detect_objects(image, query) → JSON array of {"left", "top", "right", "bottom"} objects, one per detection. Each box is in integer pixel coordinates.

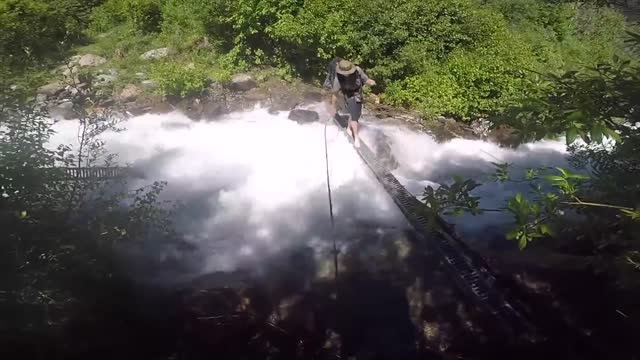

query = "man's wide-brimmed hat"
[{"left": 336, "top": 59, "right": 357, "bottom": 75}]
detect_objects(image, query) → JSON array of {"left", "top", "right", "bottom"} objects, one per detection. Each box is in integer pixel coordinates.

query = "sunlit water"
[{"left": 48, "top": 105, "right": 569, "bottom": 278}]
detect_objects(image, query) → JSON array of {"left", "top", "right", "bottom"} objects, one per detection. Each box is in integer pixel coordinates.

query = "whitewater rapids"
[{"left": 49, "top": 105, "right": 569, "bottom": 276}]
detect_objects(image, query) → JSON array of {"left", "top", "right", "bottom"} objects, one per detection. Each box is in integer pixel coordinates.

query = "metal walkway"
[
  {"left": 62, "top": 166, "right": 129, "bottom": 180},
  {"left": 331, "top": 115, "right": 537, "bottom": 338}
]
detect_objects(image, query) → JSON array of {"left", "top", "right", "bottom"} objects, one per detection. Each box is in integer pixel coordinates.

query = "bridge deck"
[{"left": 331, "top": 115, "right": 537, "bottom": 338}]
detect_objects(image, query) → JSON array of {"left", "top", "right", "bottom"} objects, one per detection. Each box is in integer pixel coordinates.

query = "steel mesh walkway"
[{"left": 331, "top": 115, "right": 537, "bottom": 338}]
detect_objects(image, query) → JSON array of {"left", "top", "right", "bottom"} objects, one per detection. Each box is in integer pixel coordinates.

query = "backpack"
[{"left": 322, "top": 57, "right": 342, "bottom": 90}]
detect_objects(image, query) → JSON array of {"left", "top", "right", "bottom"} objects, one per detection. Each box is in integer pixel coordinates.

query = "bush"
[
  {"left": 150, "top": 61, "right": 209, "bottom": 97},
  {"left": 0, "top": 0, "right": 93, "bottom": 68},
  {"left": 89, "top": 0, "right": 128, "bottom": 34},
  {"left": 124, "top": 0, "right": 163, "bottom": 34}
]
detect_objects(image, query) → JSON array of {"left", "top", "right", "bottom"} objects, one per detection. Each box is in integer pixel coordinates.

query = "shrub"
[
  {"left": 150, "top": 61, "right": 209, "bottom": 98},
  {"left": 89, "top": 0, "right": 128, "bottom": 34},
  {"left": 124, "top": 0, "right": 163, "bottom": 34}
]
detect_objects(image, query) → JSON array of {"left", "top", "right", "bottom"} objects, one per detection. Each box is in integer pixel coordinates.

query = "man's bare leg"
[{"left": 350, "top": 120, "right": 360, "bottom": 148}]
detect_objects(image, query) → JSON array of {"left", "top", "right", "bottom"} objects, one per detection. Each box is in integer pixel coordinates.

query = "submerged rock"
[{"left": 288, "top": 109, "right": 319, "bottom": 124}]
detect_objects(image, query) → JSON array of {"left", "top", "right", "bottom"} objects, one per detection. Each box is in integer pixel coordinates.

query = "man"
[{"left": 328, "top": 59, "right": 376, "bottom": 148}]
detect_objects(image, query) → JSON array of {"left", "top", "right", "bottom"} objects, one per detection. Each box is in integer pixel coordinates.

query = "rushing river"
[{"left": 49, "top": 105, "right": 569, "bottom": 280}]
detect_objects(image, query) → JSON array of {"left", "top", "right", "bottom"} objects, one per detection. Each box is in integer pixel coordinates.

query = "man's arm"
[{"left": 358, "top": 67, "right": 376, "bottom": 86}]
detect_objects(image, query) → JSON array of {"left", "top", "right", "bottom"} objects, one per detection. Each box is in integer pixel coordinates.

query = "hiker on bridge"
[{"left": 326, "top": 59, "right": 376, "bottom": 148}]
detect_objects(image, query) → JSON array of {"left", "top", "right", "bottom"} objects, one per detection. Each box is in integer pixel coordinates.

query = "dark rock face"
[
  {"left": 288, "top": 109, "right": 319, "bottom": 124},
  {"left": 228, "top": 74, "right": 257, "bottom": 92},
  {"left": 268, "top": 95, "right": 299, "bottom": 113}
]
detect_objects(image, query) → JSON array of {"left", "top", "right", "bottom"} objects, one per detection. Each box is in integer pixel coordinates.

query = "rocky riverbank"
[{"left": 34, "top": 52, "right": 523, "bottom": 148}]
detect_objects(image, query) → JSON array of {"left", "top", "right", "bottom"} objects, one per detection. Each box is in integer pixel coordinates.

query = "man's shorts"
[{"left": 337, "top": 95, "right": 362, "bottom": 122}]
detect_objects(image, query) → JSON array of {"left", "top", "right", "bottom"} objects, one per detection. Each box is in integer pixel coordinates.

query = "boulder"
[
  {"left": 268, "top": 95, "right": 299, "bottom": 113},
  {"left": 38, "top": 81, "right": 66, "bottom": 98},
  {"left": 78, "top": 54, "right": 107, "bottom": 67},
  {"left": 49, "top": 101, "right": 78, "bottom": 120},
  {"left": 201, "top": 99, "right": 228, "bottom": 120},
  {"left": 228, "top": 74, "right": 257, "bottom": 92},
  {"left": 302, "top": 91, "right": 323, "bottom": 104},
  {"left": 288, "top": 109, "right": 319, "bottom": 124},
  {"left": 69, "top": 55, "right": 83, "bottom": 65},
  {"left": 118, "top": 84, "right": 143, "bottom": 102},
  {"left": 140, "top": 48, "right": 172, "bottom": 61}
]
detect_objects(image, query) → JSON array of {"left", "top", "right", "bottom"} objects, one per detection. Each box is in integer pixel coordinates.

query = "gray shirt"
[{"left": 331, "top": 66, "right": 370, "bottom": 93}]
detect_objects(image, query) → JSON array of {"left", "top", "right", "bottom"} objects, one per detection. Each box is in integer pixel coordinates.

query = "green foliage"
[
  {"left": 150, "top": 61, "right": 209, "bottom": 97},
  {"left": 421, "top": 176, "right": 483, "bottom": 217},
  {"left": 88, "top": 0, "right": 128, "bottom": 34},
  {"left": 493, "top": 51, "right": 639, "bottom": 145},
  {"left": 124, "top": 0, "right": 163, "bottom": 34},
  {"left": 1, "top": 94, "right": 177, "bottom": 333}
]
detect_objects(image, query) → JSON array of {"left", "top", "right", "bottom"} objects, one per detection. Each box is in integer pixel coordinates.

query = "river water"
[{"left": 49, "top": 105, "right": 569, "bottom": 280}]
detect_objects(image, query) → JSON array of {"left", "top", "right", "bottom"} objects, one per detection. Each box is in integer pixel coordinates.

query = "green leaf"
[
  {"left": 590, "top": 123, "right": 605, "bottom": 143},
  {"left": 506, "top": 229, "right": 519, "bottom": 240},
  {"left": 518, "top": 235, "right": 528, "bottom": 250},
  {"left": 515, "top": 193, "right": 523, "bottom": 203},
  {"left": 539, "top": 224, "right": 554, "bottom": 236},
  {"left": 556, "top": 167, "right": 569, "bottom": 178},
  {"left": 621, "top": 209, "right": 640, "bottom": 221},
  {"left": 544, "top": 175, "right": 565, "bottom": 182},
  {"left": 603, "top": 127, "right": 621, "bottom": 142},
  {"left": 566, "top": 126, "right": 578, "bottom": 145}
]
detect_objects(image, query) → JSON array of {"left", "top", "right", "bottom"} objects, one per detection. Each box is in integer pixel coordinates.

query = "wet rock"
[
  {"left": 302, "top": 91, "right": 323, "bottom": 104},
  {"left": 176, "top": 98, "right": 205, "bottom": 120},
  {"left": 469, "top": 118, "right": 491, "bottom": 138},
  {"left": 268, "top": 95, "right": 299, "bottom": 113},
  {"left": 201, "top": 99, "right": 227, "bottom": 120},
  {"left": 488, "top": 124, "right": 522, "bottom": 148},
  {"left": 141, "top": 80, "right": 157, "bottom": 91},
  {"left": 38, "top": 81, "right": 66, "bottom": 98},
  {"left": 49, "top": 101, "right": 78, "bottom": 120},
  {"left": 118, "top": 84, "right": 143, "bottom": 102},
  {"left": 228, "top": 74, "right": 257, "bottom": 92},
  {"left": 140, "top": 47, "right": 172, "bottom": 60},
  {"left": 78, "top": 54, "right": 107, "bottom": 67},
  {"left": 288, "top": 109, "right": 319, "bottom": 124}
]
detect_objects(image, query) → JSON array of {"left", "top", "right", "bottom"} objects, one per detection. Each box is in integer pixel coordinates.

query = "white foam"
[{"left": 48, "top": 107, "right": 569, "bottom": 272}]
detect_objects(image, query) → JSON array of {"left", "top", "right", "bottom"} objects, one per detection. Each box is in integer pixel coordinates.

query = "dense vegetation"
[
  {"left": 1, "top": 0, "right": 633, "bottom": 119},
  {"left": 1, "top": 0, "right": 639, "bottom": 358}
]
